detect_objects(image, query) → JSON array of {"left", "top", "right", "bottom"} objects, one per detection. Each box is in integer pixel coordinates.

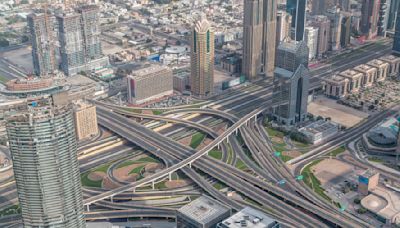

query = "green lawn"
[
  {"left": 265, "top": 127, "right": 285, "bottom": 138},
  {"left": 301, "top": 160, "right": 332, "bottom": 202},
  {"left": 80, "top": 163, "right": 111, "bottom": 188},
  {"left": 328, "top": 146, "right": 346, "bottom": 157},
  {"left": 122, "top": 108, "right": 141, "bottom": 113},
  {"left": 152, "top": 110, "right": 163, "bottom": 115},
  {"left": 368, "top": 157, "right": 384, "bottom": 163},
  {"left": 129, "top": 165, "right": 146, "bottom": 175},
  {"left": 208, "top": 149, "right": 222, "bottom": 160},
  {"left": 0, "top": 205, "right": 21, "bottom": 217},
  {"left": 0, "top": 75, "right": 8, "bottom": 84},
  {"left": 154, "top": 181, "right": 167, "bottom": 189},
  {"left": 190, "top": 132, "right": 206, "bottom": 149},
  {"left": 281, "top": 155, "right": 293, "bottom": 162},
  {"left": 213, "top": 182, "right": 227, "bottom": 190},
  {"left": 81, "top": 172, "right": 103, "bottom": 188},
  {"left": 117, "top": 156, "right": 159, "bottom": 169},
  {"left": 235, "top": 159, "right": 247, "bottom": 170}
]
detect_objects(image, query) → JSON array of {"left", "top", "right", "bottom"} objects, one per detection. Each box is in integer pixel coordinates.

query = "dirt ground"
[
  {"left": 283, "top": 150, "right": 302, "bottom": 157},
  {"left": 178, "top": 135, "right": 192, "bottom": 146},
  {"left": 165, "top": 179, "right": 191, "bottom": 189},
  {"left": 113, "top": 163, "right": 143, "bottom": 182},
  {"left": 102, "top": 177, "right": 121, "bottom": 189},
  {"left": 312, "top": 159, "right": 354, "bottom": 186},
  {"left": 272, "top": 137, "right": 284, "bottom": 144},
  {"left": 308, "top": 97, "right": 369, "bottom": 128},
  {"left": 197, "top": 138, "right": 213, "bottom": 150},
  {"left": 88, "top": 171, "right": 107, "bottom": 181}
]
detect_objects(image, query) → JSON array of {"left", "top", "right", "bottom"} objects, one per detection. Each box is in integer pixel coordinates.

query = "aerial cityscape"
[{"left": 0, "top": 0, "right": 399, "bottom": 227}]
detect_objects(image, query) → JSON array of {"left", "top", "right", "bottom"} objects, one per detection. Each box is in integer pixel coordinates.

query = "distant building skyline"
[{"left": 287, "top": 0, "right": 307, "bottom": 41}]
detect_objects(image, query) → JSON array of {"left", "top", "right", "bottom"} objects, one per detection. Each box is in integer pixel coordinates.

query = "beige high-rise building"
[
  {"left": 243, "top": 0, "right": 264, "bottom": 80},
  {"left": 310, "top": 15, "right": 330, "bottom": 57},
  {"left": 190, "top": 16, "right": 214, "bottom": 98},
  {"left": 243, "top": 0, "right": 277, "bottom": 80},
  {"left": 262, "top": 0, "right": 277, "bottom": 77},
  {"left": 276, "top": 10, "right": 291, "bottom": 45},
  {"left": 73, "top": 102, "right": 99, "bottom": 141}
]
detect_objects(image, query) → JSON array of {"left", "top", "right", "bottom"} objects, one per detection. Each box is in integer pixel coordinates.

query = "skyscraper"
[
  {"left": 326, "top": 6, "right": 344, "bottom": 51},
  {"left": 262, "top": 0, "right": 277, "bottom": 77},
  {"left": 310, "top": 15, "right": 330, "bottom": 57},
  {"left": 287, "top": 0, "right": 307, "bottom": 41},
  {"left": 377, "top": 0, "right": 389, "bottom": 36},
  {"left": 276, "top": 10, "right": 292, "bottom": 45},
  {"left": 340, "top": 13, "right": 351, "bottom": 48},
  {"left": 360, "top": 0, "right": 380, "bottom": 39},
  {"left": 387, "top": 0, "right": 399, "bottom": 31},
  {"left": 273, "top": 40, "right": 310, "bottom": 125},
  {"left": 27, "top": 13, "right": 57, "bottom": 76},
  {"left": 393, "top": 8, "right": 400, "bottom": 55},
  {"left": 57, "top": 5, "right": 108, "bottom": 76},
  {"left": 6, "top": 98, "right": 85, "bottom": 228},
  {"left": 242, "top": 0, "right": 264, "bottom": 80},
  {"left": 57, "top": 12, "right": 85, "bottom": 76},
  {"left": 190, "top": 16, "right": 214, "bottom": 98},
  {"left": 311, "top": 0, "right": 325, "bottom": 16},
  {"left": 304, "top": 26, "right": 319, "bottom": 60}
]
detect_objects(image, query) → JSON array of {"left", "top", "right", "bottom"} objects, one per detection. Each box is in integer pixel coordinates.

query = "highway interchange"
[{"left": 0, "top": 39, "right": 397, "bottom": 227}]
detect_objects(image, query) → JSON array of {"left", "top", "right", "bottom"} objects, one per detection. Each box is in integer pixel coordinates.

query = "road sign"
[
  {"left": 296, "top": 175, "right": 304, "bottom": 181},
  {"left": 277, "top": 179, "right": 286, "bottom": 185}
]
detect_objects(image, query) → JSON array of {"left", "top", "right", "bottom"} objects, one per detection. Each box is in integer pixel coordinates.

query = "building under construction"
[
  {"left": 57, "top": 5, "right": 108, "bottom": 76},
  {"left": 27, "top": 13, "right": 57, "bottom": 76}
]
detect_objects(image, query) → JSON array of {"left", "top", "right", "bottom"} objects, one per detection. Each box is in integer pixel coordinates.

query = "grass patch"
[
  {"left": 154, "top": 181, "right": 167, "bottom": 189},
  {"left": 328, "top": 146, "right": 346, "bottom": 157},
  {"left": 265, "top": 127, "right": 285, "bottom": 138},
  {"left": 117, "top": 156, "right": 159, "bottom": 169},
  {"left": 81, "top": 172, "right": 103, "bottom": 188},
  {"left": 281, "top": 155, "right": 293, "bottom": 162},
  {"left": 213, "top": 182, "right": 227, "bottom": 190},
  {"left": 301, "top": 159, "right": 332, "bottom": 202},
  {"left": 235, "top": 159, "right": 247, "bottom": 170},
  {"left": 208, "top": 149, "right": 222, "bottom": 160},
  {"left": 368, "top": 157, "right": 384, "bottom": 163},
  {"left": 0, "top": 205, "right": 21, "bottom": 217},
  {"left": 0, "top": 75, "right": 8, "bottom": 84},
  {"left": 122, "top": 108, "right": 141, "bottom": 113},
  {"left": 226, "top": 145, "right": 234, "bottom": 164},
  {"left": 129, "top": 165, "right": 145, "bottom": 175},
  {"left": 190, "top": 132, "right": 206, "bottom": 149},
  {"left": 94, "top": 163, "right": 111, "bottom": 173},
  {"left": 152, "top": 110, "right": 163, "bottom": 115}
]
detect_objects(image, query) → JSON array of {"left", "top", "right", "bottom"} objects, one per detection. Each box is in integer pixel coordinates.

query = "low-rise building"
[
  {"left": 1, "top": 76, "right": 64, "bottom": 98},
  {"left": 73, "top": 101, "right": 99, "bottom": 141},
  {"left": 217, "top": 207, "right": 279, "bottom": 228},
  {"left": 353, "top": 64, "right": 377, "bottom": 87},
  {"left": 323, "top": 74, "right": 349, "bottom": 98},
  {"left": 177, "top": 195, "right": 231, "bottom": 228},
  {"left": 299, "top": 120, "right": 339, "bottom": 144},
  {"left": 338, "top": 69, "right": 363, "bottom": 93},
  {"left": 127, "top": 64, "right": 173, "bottom": 105},
  {"left": 221, "top": 55, "right": 241, "bottom": 74},
  {"left": 173, "top": 70, "right": 190, "bottom": 93},
  {"left": 361, "top": 186, "right": 400, "bottom": 225},
  {"left": 379, "top": 55, "right": 400, "bottom": 78},
  {"left": 358, "top": 169, "right": 380, "bottom": 196},
  {"left": 367, "top": 59, "right": 389, "bottom": 82}
]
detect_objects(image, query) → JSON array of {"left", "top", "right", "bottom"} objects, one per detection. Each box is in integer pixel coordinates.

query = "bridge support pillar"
[
  {"left": 152, "top": 181, "right": 155, "bottom": 190},
  {"left": 188, "top": 162, "right": 192, "bottom": 168},
  {"left": 255, "top": 115, "right": 257, "bottom": 121},
  {"left": 235, "top": 128, "right": 238, "bottom": 135},
  {"left": 110, "top": 195, "right": 114, "bottom": 203},
  {"left": 217, "top": 143, "right": 220, "bottom": 150},
  {"left": 133, "top": 188, "right": 136, "bottom": 193},
  {"left": 169, "top": 172, "right": 172, "bottom": 181},
  {"left": 86, "top": 204, "right": 90, "bottom": 212}
]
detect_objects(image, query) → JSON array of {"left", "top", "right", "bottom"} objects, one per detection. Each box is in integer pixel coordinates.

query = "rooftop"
[
  {"left": 128, "top": 63, "right": 172, "bottom": 80},
  {"left": 324, "top": 74, "right": 348, "bottom": 83},
  {"left": 360, "top": 169, "right": 379, "bottom": 179},
  {"left": 354, "top": 64, "right": 375, "bottom": 72},
  {"left": 300, "top": 120, "right": 338, "bottom": 135},
  {"left": 361, "top": 186, "right": 400, "bottom": 224},
  {"left": 177, "top": 196, "right": 230, "bottom": 225},
  {"left": 340, "top": 69, "right": 362, "bottom": 78},
  {"left": 218, "top": 207, "right": 278, "bottom": 228},
  {"left": 367, "top": 59, "right": 389, "bottom": 67},
  {"left": 379, "top": 55, "right": 400, "bottom": 62}
]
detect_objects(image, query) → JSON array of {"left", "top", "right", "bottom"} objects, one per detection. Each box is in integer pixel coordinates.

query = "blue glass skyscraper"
[{"left": 287, "top": 0, "right": 307, "bottom": 41}]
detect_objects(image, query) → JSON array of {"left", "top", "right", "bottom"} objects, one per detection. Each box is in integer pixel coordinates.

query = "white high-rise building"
[{"left": 304, "top": 26, "right": 319, "bottom": 60}]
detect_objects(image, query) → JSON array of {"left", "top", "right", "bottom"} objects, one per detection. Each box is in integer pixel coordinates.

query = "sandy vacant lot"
[
  {"left": 313, "top": 159, "right": 354, "bottom": 186},
  {"left": 308, "top": 97, "right": 369, "bottom": 128}
]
